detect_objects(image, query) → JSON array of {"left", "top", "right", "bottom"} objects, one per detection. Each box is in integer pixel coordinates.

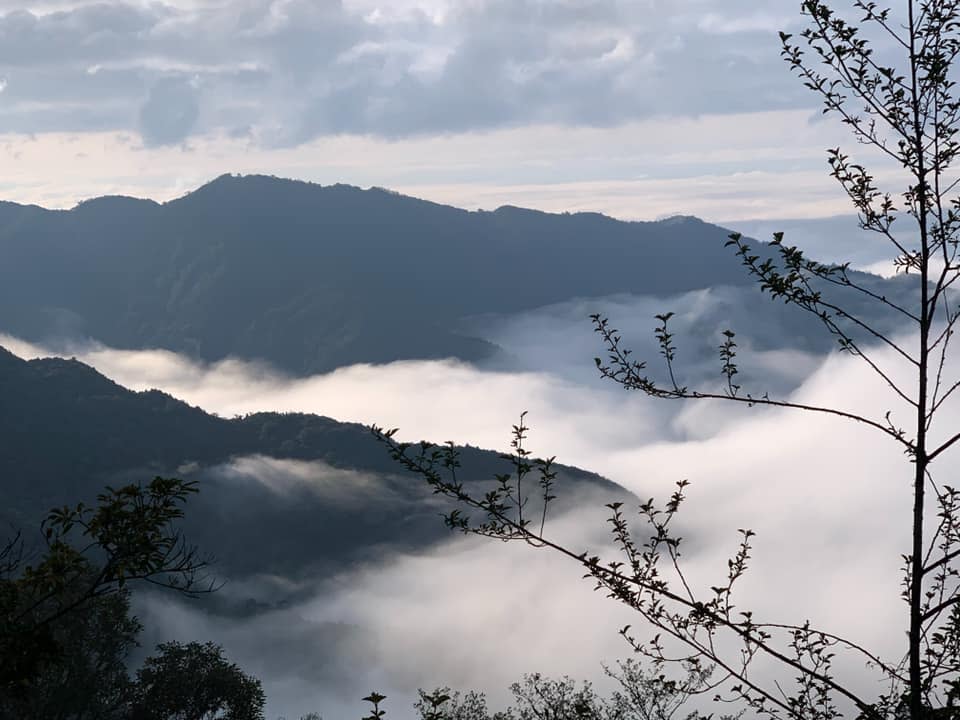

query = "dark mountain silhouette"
[
  {"left": 0, "top": 174, "right": 778, "bottom": 374},
  {"left": 0, "top": 346, "right": 622, "bottom": 581}
]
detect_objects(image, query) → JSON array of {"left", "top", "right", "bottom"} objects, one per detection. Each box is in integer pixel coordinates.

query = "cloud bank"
[
  {"left": 3, "top": 287, "right": 951, "bottom": 718},
  {"left": 0, "top": 0, "right": 805, "bottom": 144}
]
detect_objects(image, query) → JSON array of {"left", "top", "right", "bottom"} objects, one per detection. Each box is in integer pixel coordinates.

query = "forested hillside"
[{"left": 0, "top": 345, "right": 620, "bottom": 581}]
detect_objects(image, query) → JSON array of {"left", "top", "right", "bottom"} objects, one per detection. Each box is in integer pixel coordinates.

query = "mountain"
[
  {"left": 0, "top": 174, "right": 772, "bottom": 375},
  {"left": 0, "top": 346, "right": 624, "bottom": 582}
]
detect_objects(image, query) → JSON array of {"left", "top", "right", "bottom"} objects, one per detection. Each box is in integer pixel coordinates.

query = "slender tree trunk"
[
  {"left": 908, "top": 3, "right": 930, "bottom": 716},
  {"left": 912, "top": 423, "right": 928, "bottom": 720}
]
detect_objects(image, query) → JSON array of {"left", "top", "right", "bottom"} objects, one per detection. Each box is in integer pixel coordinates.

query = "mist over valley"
[{"left": 0, "top": 176, "right": 935, "bottom": 718}]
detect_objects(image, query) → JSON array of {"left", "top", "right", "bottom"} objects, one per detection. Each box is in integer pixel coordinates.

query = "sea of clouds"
[{"left": 1, "top": 286, "right": 947, "bottom": 719}]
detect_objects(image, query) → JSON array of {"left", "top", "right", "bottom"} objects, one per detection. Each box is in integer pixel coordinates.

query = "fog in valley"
[{"left": 1, "top": 283, "right": 932, "bottom": 719}]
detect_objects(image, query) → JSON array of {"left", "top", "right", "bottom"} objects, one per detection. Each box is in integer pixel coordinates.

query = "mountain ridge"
[
  {"left": 60, "top": 174, "right": 708, "bottom": 226},
  {"left": 0, "top": 173, "right": 765, "bottom": 375},
  {"left": 0, "top": 344, "right": 622, "bottom": 579}
]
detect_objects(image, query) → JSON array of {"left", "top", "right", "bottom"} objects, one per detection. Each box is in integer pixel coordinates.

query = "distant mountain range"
[
  {"left": 0, "top": 174, "right": 778, "bottom": 375},
  {"left": 0, "top": 346, "right": 622, "bottom": 585}
]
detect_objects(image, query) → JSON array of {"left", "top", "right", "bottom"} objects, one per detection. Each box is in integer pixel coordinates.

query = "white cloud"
[
  {"left": 111, "top": 337, "right": 922, "bottom": 719},
  {"left": 0, "top": 108, "right": 896, "bottom": 222},
  {"left": 133, "top": 518, "right": 636, "bottom": 720},
  {"left": 4, "top": 280, "right": 953, "bottom": 717},
  {"left": 698, "top": 11, "right": 794, "bottom": 35},
  {"left": 211, "top": 455, "right": 407, "bottom": 503},
  {"left": 0, "top": 0, "right": 805, "bottom": 143}
]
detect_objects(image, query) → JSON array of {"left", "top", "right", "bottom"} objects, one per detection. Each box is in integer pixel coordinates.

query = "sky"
[{"left": 0, "top": 0, "right": 896, "bottom": 220}]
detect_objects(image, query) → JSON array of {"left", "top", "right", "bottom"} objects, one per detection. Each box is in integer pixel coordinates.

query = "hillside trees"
[
  {"left": 375, "top": 1, "right": 960, "bottom": 718},
  {"left": 0, "top": 576, "right": 139, "bottom": 720},
  {"left": 0, "top": 494, "right": 264, "bottom": 719},
  {"left": 0, "top": 476, "right": 213, "bottom": 693}
]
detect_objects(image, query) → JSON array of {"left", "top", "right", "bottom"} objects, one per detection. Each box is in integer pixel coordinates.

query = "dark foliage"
[
  {"left": 0, "top": 577, "right": 139, "bottom": 720},
  {"left": 366, "top": 661, "right": 739, "bottom": 720},
  {"left": 129, "top": 641, "right": 265, "bottom": 720},
  {"left": 0, "top": 476, "right": 210, "bottom": 695}
]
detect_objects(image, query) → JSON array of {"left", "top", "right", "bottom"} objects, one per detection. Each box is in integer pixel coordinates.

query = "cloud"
[
  {"left": 0, "top": 108, "right": 866, "bottom": 222},
  {"left": 0, "top": 3, "right": 158, "bottom": 67},
  {"left": 138, "top": 76, "right": 200, "bottom": 146},
  {"left": 272, "top": 0, "right": 808, "bottom": 143},
  {"left": 0, "top": 282, "right": 914, "bottom": 452},
  {"left": 0, "top": 285, "right": 849, "bottom": 456},
  {"left": 132, "top": 517, "right": 637, "bottom": 720},
  {"left": 210, "top": 455, "right": 402, "bottom": 503},
  {"left": 115, "top": 338, "right": 920, "bottom": 719},
  {"left": 4, "top": 283, "right": 950, "bottom": 718},
  {"left": 0, "top": 0, "right": 810, "bottom": 144},
  {"left": 167, "top": 455, "right": 465, "bottom": 581}
]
